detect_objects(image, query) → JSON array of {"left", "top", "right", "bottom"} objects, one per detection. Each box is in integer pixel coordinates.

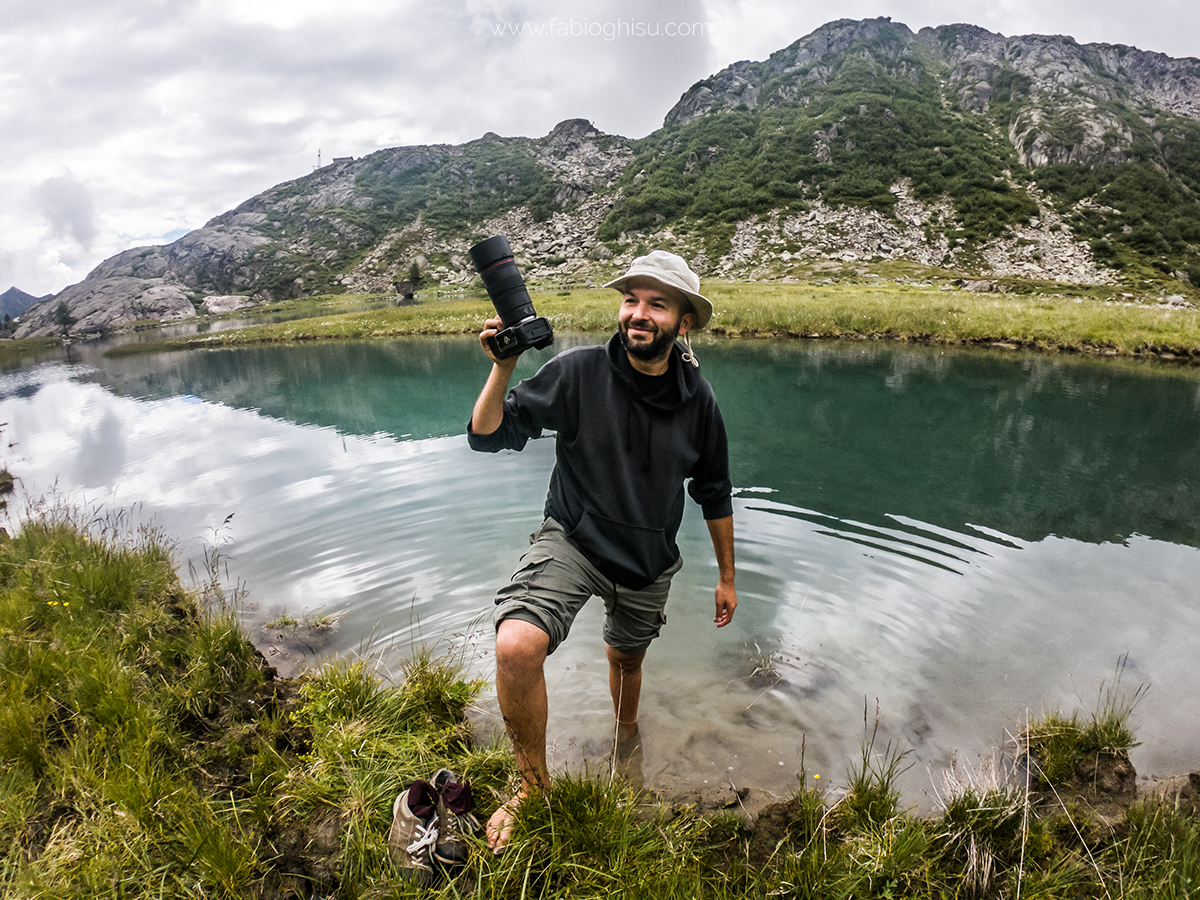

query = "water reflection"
[
  {"left": 701, "top": 342, "right": 1200, "bottom": 548},
  {"left": 72, "top": 337, "right": 565, "bottom": 441},
  {"left": 3, "top": 338, "right": 1199, "bottom": 801},
  {"left": 72, "top": 336, "right": 1200, "bottom": 550}
]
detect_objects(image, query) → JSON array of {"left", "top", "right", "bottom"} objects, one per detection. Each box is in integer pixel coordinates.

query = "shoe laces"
[
  {"left": 442, "top": 807, "right": 481, "bottom": 836},
  {"left": 407, "top": 812, "right": 440, "bottom": 856}
]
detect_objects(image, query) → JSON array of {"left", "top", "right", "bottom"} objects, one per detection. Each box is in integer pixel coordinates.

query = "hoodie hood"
[{"left": 604, "top": 332, "right": 699, "bottom": 411}]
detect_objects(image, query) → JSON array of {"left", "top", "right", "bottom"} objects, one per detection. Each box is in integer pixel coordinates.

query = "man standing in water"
[{"left": 468, "top": 250, "right": 737, "bottom": 852}]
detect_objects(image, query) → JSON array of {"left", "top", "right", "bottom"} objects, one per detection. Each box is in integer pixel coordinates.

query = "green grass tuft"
[
  {"left": 1022, "top": 657, "right": 1147, "bottom": 785},
  {"left": 837, "top": 702, "right": 912, "bottom": 832}
]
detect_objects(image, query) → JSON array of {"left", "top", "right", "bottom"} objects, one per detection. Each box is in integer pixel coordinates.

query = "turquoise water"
[{"left": 4, "top": 335, "right": 1198, "bottom": 802}]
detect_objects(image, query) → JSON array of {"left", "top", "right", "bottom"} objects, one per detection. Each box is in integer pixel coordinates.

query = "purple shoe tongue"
[
  {"left": 407, "top": 780, "right": 438, "bottom": 819},
  {"left": 440, "top": 781, "right": 474, "bottom": 814}
]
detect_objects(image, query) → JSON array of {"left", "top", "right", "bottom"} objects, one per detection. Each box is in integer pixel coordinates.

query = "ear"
[{"left": 677, "top": 308, "right": 697, "bottom": 337}]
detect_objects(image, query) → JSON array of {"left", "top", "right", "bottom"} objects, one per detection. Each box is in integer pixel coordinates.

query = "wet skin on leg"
[
  {"left": 606, "top": 643, "right": 645, "bottom": 742},
  {"left": 488, "top": 618, "right": 551, "bottom": 851}
]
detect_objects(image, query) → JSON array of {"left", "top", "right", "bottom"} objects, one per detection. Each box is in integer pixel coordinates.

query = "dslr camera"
[{"left": 468, "top": 235, "right": 553, "bottom": 359}]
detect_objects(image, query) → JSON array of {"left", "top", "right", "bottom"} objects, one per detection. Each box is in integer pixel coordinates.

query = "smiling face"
[{"left": 616, "top": 280, "right": 697, "bottom": 374}]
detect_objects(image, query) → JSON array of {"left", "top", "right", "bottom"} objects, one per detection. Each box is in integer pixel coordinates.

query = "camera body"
[{"left": 468, "top": 235, "right": 553, "bottom": 359}]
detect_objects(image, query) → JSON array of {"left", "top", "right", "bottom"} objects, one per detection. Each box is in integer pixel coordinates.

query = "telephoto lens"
[
  {"left": 469, "top": 236, "right": 534, "bottom": 327},
  {"left": 469, "top": 236, "right": 553, "bottom": 358}
]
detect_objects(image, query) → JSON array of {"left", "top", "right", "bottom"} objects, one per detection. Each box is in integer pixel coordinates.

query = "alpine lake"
[{"left": 4, "top": 323, "right": 1199, "bottom": 806}]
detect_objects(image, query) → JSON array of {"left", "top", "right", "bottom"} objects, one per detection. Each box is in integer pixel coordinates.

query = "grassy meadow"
[
  {"left": 99, "top": 281, "right": 1200, "bottom": 362},
  {"left": 2, "top": 506, "right": 1197, "bottom": 898}
]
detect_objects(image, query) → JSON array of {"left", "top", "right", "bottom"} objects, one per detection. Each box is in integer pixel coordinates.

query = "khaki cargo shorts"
[{"left": 493, "top": 518, "right": 683, "bottom": 656}]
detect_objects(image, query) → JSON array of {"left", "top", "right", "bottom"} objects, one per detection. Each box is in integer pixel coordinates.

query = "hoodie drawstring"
[{"left": 680, "top": 334, "right": 699, "bottom": 368}]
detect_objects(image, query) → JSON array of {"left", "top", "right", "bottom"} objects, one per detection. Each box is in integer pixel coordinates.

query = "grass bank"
[
  {"left": 0, "top": 505, "right": 509, "bottom": 898},
  {"left": 100, "top": 282, "right": 1200, "bottom": 363},
  {"left": 3, "top": 507, "right": 1198, "bottom": 898},
  {"left": 0, "top": 336, "right": 65, "bottom": 370}
]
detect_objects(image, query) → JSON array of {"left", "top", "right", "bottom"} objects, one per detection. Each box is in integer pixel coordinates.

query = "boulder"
[{"left": 202, "top": 295, "right": 254, "bottom": 314}]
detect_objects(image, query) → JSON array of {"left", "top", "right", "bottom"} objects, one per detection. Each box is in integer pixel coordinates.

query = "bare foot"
[
  {"left": 614, "top": 725, "right": 645, "bottom": 792},
  {"left": 486, "top": 796, "right": 523, "bottom": 855}
]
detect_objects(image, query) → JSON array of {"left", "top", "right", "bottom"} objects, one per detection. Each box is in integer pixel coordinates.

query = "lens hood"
[{"left": 468, "top": 235, "right": 513, "bottom": 274}]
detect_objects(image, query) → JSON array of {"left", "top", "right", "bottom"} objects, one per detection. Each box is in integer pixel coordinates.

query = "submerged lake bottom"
[{"left": 3, "top": 334, "right": 1199, "bottom": 805}]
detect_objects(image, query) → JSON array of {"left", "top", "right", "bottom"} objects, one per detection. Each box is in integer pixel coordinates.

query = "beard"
[{"left": 619, "top": 316, "right": 681, "bottom": 362}]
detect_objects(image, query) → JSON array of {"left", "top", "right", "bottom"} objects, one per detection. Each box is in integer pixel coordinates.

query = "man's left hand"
[
  {"left": 713, "top": 581, "right": 737, "bottom": 627},
  {"left": 705, "top": 515, "right": 737, "bottom": 628}
]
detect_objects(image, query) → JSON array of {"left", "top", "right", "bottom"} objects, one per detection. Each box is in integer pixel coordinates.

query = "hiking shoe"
[
  {"left": 430, "top": 768, "right": 481, "bottom": 867},
  {"left": 389, "top": 780, "right": 439, "bottom": 884}
]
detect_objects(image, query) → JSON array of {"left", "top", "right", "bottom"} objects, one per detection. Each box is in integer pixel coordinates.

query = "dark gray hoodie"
[{"left": 469, "top": 333, "right": 732, "bottom": 589}]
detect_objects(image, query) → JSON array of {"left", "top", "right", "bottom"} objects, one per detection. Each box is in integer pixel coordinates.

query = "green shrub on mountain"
[
  {"left": 353, "top": 140, "right": 559, "bottom": 236},
  {"left": 601, "top": 56, "right": 1039, "bottom": 246},
  {"left": 596, "top": 22, "right": 1200, "bottom": 279}
]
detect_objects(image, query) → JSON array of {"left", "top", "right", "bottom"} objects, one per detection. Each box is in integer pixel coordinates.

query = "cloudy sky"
[{"left": 2, "top": 0, "right": 1196, "bottom": 297}]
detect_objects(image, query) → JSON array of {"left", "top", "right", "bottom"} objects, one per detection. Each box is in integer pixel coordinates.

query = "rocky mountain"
[
  {"left": 666, "top": 18, "right": 1200, "bottom": 154},
  {"left": 18, "top": 17, "right": 1200, "bottom": 338},
  {"left": 1, "top": 287, "right": 47, "bottom": 320}
]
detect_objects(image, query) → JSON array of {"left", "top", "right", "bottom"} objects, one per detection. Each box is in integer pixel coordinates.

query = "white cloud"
[
  {"left": 1, "top": 0, "right": 1195, "bottom": 296},
  {"left": 34, "top": 172, "right": 98, "bottom": 249}
]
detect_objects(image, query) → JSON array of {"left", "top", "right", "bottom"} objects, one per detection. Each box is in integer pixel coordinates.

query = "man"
[{"left": 468, "top": 249, "right": 737, "bottom": 851}]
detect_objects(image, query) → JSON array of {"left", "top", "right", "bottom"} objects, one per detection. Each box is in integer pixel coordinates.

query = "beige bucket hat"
[{"left": 602, "top": 250, "right": 713, "bottom": 329}]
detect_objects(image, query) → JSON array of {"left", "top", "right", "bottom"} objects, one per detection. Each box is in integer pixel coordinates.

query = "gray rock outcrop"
[{"left": 16, "top": 247, "right": 195, "bottom": 337}]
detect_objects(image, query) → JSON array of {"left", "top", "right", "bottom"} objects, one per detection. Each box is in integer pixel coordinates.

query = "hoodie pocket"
[{"left": 566, "top": 509, "right": 676, "bottom": 590}]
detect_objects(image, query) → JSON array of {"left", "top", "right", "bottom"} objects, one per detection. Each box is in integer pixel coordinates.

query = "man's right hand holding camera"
[{"left": 471, "top": 315, "right": 521, "bottom": 436}]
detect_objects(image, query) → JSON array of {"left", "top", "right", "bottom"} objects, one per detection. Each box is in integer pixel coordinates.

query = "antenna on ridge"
[{"left": 314, "top": 149, "right": 321, "bottom": 171}]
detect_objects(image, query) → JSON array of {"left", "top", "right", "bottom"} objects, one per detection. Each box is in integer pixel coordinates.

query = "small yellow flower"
[{"left": 813, "top": 774, "right": 820, "bottom": 780}]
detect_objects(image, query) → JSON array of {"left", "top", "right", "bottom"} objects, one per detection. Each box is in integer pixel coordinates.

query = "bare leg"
[
  {"left": 606, "top": 644, "right": 645, "bottom": 741},
  {"left": 488, "top": 619, "right": 551, "bottom": 852}
]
